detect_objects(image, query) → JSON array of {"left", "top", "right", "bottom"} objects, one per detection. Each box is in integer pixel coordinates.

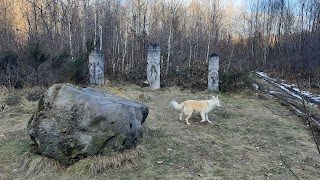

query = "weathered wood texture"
[
  {"left": 208, "top": 54, "right": 219, "bottom": 91},
  {"left": 147, "top": 44, "right": 161, "bottom": 89},
  {"left": 89, "top": 49, "right": 104, "bottom": 85}
]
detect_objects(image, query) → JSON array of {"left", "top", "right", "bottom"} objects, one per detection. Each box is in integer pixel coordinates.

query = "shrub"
[
  {"left": 121, "top": 62, "right": 146, "bottom": 83},
  {"left": 219, "top": 71, "right": 252, "bottom": 92},
  {"left": 28, "top": 42, "right": 49, "bottom": 70},
  {"left": 0, "top": 50, "right": 18, "bottom": 70},
  {"left": 63, "top": 55, "right": 88, "bottom": 84},
  {"left": 4, "top": 94, "right": 28, "bottom": 106}
]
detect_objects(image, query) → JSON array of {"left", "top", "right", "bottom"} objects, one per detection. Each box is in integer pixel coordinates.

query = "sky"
[
  {"left": 184, "top": 0, "right": 300, "bottom": 8},
  {"left": 182, "top": 0, "right": 247, "bottom": 9}
]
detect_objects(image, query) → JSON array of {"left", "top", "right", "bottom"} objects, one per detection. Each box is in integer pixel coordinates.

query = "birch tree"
[{"left": 82, "top": 0, "right": 88, "bottom": 53}]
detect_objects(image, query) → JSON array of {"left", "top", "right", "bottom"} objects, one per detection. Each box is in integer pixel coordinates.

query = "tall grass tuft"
[
  {"left": 4, "top": 94, "right": 28, "bottom": 106},
  {"left": 18, "top": 152, "right": 63, "bottom": 178},
  {"left": 18, "top": 146, "right": 145, "bottom": 178},
  {"left": 87, "top": 145, "right": 145, "bottom": 176}
]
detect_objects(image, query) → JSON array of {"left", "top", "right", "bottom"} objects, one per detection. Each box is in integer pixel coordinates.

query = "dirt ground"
[{"left": 1, "top": 83, "right": 320, "bottom": 180}]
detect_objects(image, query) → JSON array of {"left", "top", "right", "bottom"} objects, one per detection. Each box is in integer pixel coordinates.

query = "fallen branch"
[
  {"left": 301, "top": 96, "right": 320, "bottom": 156},
  {"left": 259, "top": 100, "right": 293, "bottom": 117},
  {"left": 268, "top": 91, "right": 300, "bottom": 101},
  {"left": 255, "top": 72, "right": 320, "bottom": 156},
  {"left": 256, "top": 72, "right": 320, "bottom": 106},
  {"left": 309, "top": 122, "right": 320, "bottom": 156},
  {"left": 268, "top": 92, "right": 320, "bottom": 127},
  {"left": 279, "top": 152, "right": 300, "bottom": 180}
]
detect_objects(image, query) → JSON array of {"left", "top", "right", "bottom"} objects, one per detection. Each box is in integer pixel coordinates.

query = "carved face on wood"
[
  {"left": 150, "top": 65, "right": 157, "bottom": 82},
  {"left": 89, "top": 62, "right": 104, "bottom": 79}
]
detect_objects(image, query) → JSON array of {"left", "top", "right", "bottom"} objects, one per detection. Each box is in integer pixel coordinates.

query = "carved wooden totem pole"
[
  {"left": 208, "top": 53, "right": 219, "bottom": 91},
  {"left": 147, "top": 44, "right": 161, "bottom": 89},
  {"left": 89, "top": 49, "right": 104, "bottom": 85}
]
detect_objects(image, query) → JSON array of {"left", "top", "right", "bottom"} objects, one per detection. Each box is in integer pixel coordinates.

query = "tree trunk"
[
  {"left": 82, "top": 0, "right": 87, "bottom": 53},
  {"left": 68, "top": 20, "right": 73, "bottom": 60},
  {"left": 166, "top": 23, "right": 172, "bottom": 75},
  {"left": 122, "top": 22, "right": 128, "bottom": 72}
]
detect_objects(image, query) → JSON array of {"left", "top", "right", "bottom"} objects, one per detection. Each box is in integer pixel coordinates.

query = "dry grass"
[
  {"left": 1, "top": 83, "right": 320, "bottom": 179},
  {"left": 18, "top": 152, "right": 64, "bottom": 179},
  {"left": 87, "top": 145, "right": 145, "bottom": 176}
]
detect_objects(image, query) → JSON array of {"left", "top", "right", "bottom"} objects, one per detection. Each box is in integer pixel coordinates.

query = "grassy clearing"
[{"left": 1, "top": 83, "right": 320, "bottom": 179}]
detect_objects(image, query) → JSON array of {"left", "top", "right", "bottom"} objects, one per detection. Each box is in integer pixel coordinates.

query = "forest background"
[{"left": 0, "top": 0, "right": 319, "bottom": 91}]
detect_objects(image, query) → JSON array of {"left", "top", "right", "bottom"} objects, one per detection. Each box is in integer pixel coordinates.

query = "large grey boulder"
[{"left": 27, "top": 84, "right": 148, "bottom": 165}]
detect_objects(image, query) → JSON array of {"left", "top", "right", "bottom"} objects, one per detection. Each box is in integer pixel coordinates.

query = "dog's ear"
[{"left": 212, "top": 95, "right": 215, "bottom": 99}]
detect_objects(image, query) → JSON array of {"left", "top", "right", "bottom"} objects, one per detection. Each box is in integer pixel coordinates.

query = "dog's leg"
[
  {"left": 183, "top": 107, "right": 193, "bottom": 125},
  {"left": 184, "top": 111, "right": 192, "bottom": 125},
  {"left": 179, "top": 111, "right": 183, "bottom": 121},
  {"left": 200, "top": 112, "right": 206, "bottom": 123},
  {"left": 205, "top": 114, "right": 211, "bottom": 123},
  {"left": 185, "top": 114, "right": 192, "bottom": 125}
]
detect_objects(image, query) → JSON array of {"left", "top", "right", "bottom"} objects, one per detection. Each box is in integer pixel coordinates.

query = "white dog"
[{"left": 170, "top": 96, "right": 221, "bottom": 125}]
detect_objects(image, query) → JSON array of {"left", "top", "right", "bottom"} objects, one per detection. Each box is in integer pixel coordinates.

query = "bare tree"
[
  {"left": 82, "top": 0, "right": 88, "bottom": 53},
  {"left": 0, "top": 0, "right": 319, "bottom": 88}
]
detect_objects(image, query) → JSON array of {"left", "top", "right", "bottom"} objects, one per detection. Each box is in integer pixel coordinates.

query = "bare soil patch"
[{"left": 1, "top": 83, "right": 320, "bottom": 179}]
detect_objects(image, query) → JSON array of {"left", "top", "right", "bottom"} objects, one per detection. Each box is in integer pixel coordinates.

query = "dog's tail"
[{"left": 170, "top": 101, "right": 184, "bottom": 110}]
